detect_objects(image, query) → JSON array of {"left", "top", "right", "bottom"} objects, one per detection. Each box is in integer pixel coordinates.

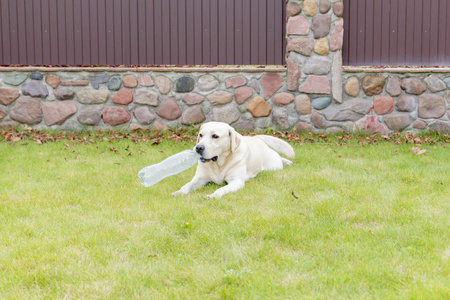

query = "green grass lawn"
[{"left": 0, "top": 130, "right": 449, "bottom": 299}]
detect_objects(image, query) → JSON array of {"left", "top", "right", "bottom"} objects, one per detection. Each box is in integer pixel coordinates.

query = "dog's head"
[{"left": 195, "top": 122, "right": 241, "bottom": 163}]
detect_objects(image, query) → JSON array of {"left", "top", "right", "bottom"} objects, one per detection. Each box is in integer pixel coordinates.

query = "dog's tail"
[{"left": 255, "top": 135, "right": 295, "bottom": 158}]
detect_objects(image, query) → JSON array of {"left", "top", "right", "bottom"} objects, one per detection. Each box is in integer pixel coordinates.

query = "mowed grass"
[{"left": 0, "top": 132, "right": 449, "bottom": 299}]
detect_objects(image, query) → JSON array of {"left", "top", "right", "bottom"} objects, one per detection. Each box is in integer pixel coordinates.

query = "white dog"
[{"left": 172, "top": 122, "right": 295, "bottom": 199}]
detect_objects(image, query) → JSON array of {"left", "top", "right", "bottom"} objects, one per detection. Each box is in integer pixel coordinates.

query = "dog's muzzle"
[{"left": 200, "top": 156, "right": 218, "bottom": 163}]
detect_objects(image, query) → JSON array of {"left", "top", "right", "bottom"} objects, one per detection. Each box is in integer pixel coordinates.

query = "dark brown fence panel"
[
  {"left": 0, "top": 0, "right": 286, "bottom": 66},
  {"left": 343, "top": 0, "right": 450, "bottom": 66}
]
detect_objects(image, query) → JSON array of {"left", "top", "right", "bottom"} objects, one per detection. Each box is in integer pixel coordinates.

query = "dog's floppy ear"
[{"left": 229, "top": 127, "right": 241, "bottom": 153}]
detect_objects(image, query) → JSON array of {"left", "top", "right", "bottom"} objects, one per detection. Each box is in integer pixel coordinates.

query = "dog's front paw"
[
  {"left": 171, "top": 190, "right": 184, "bottom": 196},
  {"left": 205, "top": 192, "right": 221, "bottom": 199}
]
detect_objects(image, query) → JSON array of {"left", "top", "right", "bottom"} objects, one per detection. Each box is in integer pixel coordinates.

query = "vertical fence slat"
[
  {"left": 74, "top": 0, "right": 84, "bottom": 65},
  {"left": 1, "top": 0, "right": 11, "bottom": 64},
  {"left": 185, "top": 0, "right": 195, "bottom": 65},
  {"left": 105, "top": 0, "right": 114, "bottom": 65},
  {"left": 145, "top": 0, "right": 155, "bottom": 65},
  {"left": 41, "top": 0, "right": 51, "bottom": 65},
  {"left": 202, "top": 0, "right": 211, "bottom": 65},
  {"left": 226, "top": 1, "right": 235, "bottom": 64},
  {"left": 129, "top": 0, "right": 139, "bottom": 65},
  {"left": 89, "top": 0, "right": 99, "bottom": 65},
  {"left": 250, "top": 0, "right": 259, "bottom": 65},
  {"left": 209, "top": 0, "right": 218, "bottom": 65},
  {"left": 33, "top": 0, "right": 43, "bottom": 65},
  {"left": 258, "top": 1, "right": 266, "bottom": 65},
  {"left": 389, "top": 0, "right": 398, "bottom": 65},
  {"left": 396, "top": 0, "right": 407, "bottom": 65},
  {"left": 242, "top": 0, "right": 251, "bottom": 65},
  {"left": 170, "top": 0, "right": 179, "bottom": 65}
]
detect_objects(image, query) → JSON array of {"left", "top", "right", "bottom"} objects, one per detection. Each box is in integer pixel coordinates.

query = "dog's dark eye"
[
  {"left": 212, "top": 134, "right": 219, "bottom": 139},
  {"left": 199, "top": 134, "right": 203, "bottom": 138}
]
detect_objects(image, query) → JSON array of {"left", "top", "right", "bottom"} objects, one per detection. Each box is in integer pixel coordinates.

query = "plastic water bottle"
[{"left": 138, "top": 149, "right": 199, "bottom": 187}]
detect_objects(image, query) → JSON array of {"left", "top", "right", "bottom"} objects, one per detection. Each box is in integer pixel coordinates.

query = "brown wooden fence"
[
  {"left": 343, "top": 0, "right": 450, "bottom": 66},
  {"left": 0, "top": 0, "right": 286, "bottom": 66}
]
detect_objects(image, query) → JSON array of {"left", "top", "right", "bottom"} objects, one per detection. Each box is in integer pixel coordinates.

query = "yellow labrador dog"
[{"left": 172, "top": 122, "right": 294, "bottom": 199}]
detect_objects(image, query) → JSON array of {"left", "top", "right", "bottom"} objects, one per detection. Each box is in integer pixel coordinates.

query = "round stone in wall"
[
  {"left": 10, "top": 97, "right": 43, "bottom": 125},
  {"left": 123, "top": 75, "right": 138, "bottom": 88},
  {"left": 113, "top": 89, "right": 133, "bottom": 105},
  {"left": 345, "top": 76, "right": 360, "bottom": 97},
  {"left": 102, "top": 106, "right": 131, "bottom": 126},
  {"left": 225, "top": 76, "right": 247, "bottom": 89},
  {"left": 293, "top": 121, "right": 312, "bottom": 133},
  {"left": 383, "top": 114, "right": 411, "bottom": 131},
  {"left": 182, "top": 106, "right": 205, "bottom": 125},
  {"left": 396, "top": 94, "right": 416, "bottom": 112},
  {"left": 272, "top": 109, "right": 290, "bottom": 130},
  {"left": 311, "top": 15, "right": 331, "bottom": 39},
  {"left": 273, "top": 93, "right": 294, "bottom": 107},
  {"left": 207, "top": 106, "right": 240, "bottom": 124},
  {"left": 4, "top": 74, "right": 27, "bottom": 86},
  {"left": 176, "top": 76, "right": 195, "bottom": 93},
  {"left": 401, "top": 78, "right": 427, "bottom": 95},
  {"left": 362, "top": 75, "right": 385, "bottom": 96},
  {"left": 413, "top": 120, "right": 427, "bottom": 129},
  {"left": 386, "top": 75, "right": 402, "bottom": 97},
  {"left": 234, "top": 87, "right": 253, "bottom": 105},
  {"left": 429, "top": 121, "right": 450, "bottom": 134},
  {"left": 319, "top": 0, "right": 331, "bottom": 14},
  {"left": 0, "top": 88, "right": 20, "bottom": 105},
  {"left": 54, "top": 88, "right": 75, "bottom": 100},
  {"left": 303, "top": 0, "right": 318, "bottom": 17},
  {"left": 42, "top": 101, "right": 77, "bottom": 126},
  {"left": 303, "top": 56, "right": 331, "bottom": 75},
  {"left": 312, "top": 97, "right": 332, "bottom": 110},
  {"left": 138, "top": 74, "right": 154, "bottom": 87},
  {"left": 29, "top": 72, "right": 43, "bottom": 80},
  {"left": 418, "top": 94, "right": 446, "bottom": 119},
  {"left": 424, "top": 75, "right": 447, "bottom": 93},
  {"left": 183, "top": 93, "right": 204, "bottom": 105},
  {"left": 295, "top": 94, "right": 311, "bottom": 115},
  {"left": 108, "top": 77, "right": 122, "bottom": 91},
  {"left": 77, "top": 90, "right": 110, "bottom": 104},
  {"left": 311, "top": 113, "right": 325, "bottom": 129},
  {"left": 246, "top": 96, "right": 272, "bottom": 118},
  {"left": 156, "top": 98, "right": 182, "bottom": 120},
  {"left": 373, "top": 96, "right": 394, "bottom": 115},
  {"left": 135, "top": 89, "right": 158, "bottom": 106},
  {"left": 287, "top": 16, "right": 310, "bottom": 35},
  {"left": 155, "top": 76, "right": 172, "bottom": 95},
  {"left": 207, "top": 91, "right": 233, "bottom": 105},
  {"left": 78, "top": 109, "right": 102, "bottom": 126},
  {"left": 261, "top": 73, "right": 283, "bottom": 100},
  {"left": 287, "top": 38, "right": 315, "bottom": 56},
  {"left": 286, "top": 3, "right": 302, "bottom": 19},
  {"left": 333, "top": 2, "right": 344, "bottom": 17},
  {"left": 46, "top": 75, "right": 61, "bottom": 89},
  {"left": 22, "top": 81, "right": 49, "bottom": 98},
  {"left": 198, "top": 75, "right": 219, "bottom": 92},
  {"left": 134, "top": 106, "right": 155, "bottom": 125}
]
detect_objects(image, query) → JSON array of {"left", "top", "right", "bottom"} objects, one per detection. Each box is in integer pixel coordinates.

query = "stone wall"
[
  {"left": 0, "top": 0, "right": 449, "bottom": 133},
  {"left": 0, "top": 69, "right": 292, "bottom": 131},
  {"left": 342, "top": 70, "right": 450, "bottom": 134}
]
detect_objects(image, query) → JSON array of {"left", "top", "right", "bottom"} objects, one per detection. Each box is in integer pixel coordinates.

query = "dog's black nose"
[{"left": 195, "top": 145, "right": 205, "bottom": 154}]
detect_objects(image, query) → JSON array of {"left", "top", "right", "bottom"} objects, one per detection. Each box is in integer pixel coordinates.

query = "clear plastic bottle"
[{"left": 138, "top": 149, "right": 199, "bottom": 187}]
